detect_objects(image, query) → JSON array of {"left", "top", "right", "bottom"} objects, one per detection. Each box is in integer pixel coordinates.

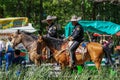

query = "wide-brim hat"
[
  {"left": 77, "top": 17, "right": 82, "bottom": 21},
  {"left": 41, "top": 15, "right": 57, "bottom": 23},
  {"left": 66, "top": 15, "right": 82, "bottom": 22},
  {"left": 70, "top": 15, "right": 78, "bottom": 21}
]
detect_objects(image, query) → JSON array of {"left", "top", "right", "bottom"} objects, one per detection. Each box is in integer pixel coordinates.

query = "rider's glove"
[
  {"left": 68, "top": 36, "right": 73, "bottom": 41},
  {"left": 63, "top": 38, "right": 67, "bottom": 42}
]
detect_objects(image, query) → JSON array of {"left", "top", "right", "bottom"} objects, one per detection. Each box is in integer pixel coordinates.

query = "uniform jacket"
[
  {"left": 47, "top": 23, "right": 57, "bottom": 38},
  {"left": 71, "top": 23, "right": 84, "bottom": 42}
]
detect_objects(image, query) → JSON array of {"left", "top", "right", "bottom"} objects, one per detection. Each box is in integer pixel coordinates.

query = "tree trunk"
[
  {"left": 16, "top": 1, "right": 20, "bottom": 16},
  {"left": 27, "top": 0, "right": 32, "bottom": 18},
  {"left": 92, "top": 2, "right": 97, "bottom": 20},
  {"left": 40, "top": 0, "right": 43, "bottom": 31},
  {"left": 81, "top": 1, "right": 85, "bottom": 19},
  {"left": 0, "top": 8, "right": 4, "bottom": 18}
]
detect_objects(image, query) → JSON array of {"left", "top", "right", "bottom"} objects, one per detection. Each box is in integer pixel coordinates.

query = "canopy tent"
[
  {"left": 0, "top": 17, "right": 28, "bottom": 29},
  {"left": 0, "top": 17, "right": 36, "bottom": 34},
  {"left": 0, "top": 23, "right": 36, "bottom": 33},
  {"left": 0, "top": 23, "right": 36, "bottom": 34},
  {"left": 65, "top": 20, "right": 120, "bottom": 38},
  {"left": 0, "top": 17, "right": 36, "bottom": 37}
]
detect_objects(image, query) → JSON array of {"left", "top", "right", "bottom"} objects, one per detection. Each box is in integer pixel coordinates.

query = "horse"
[
  {"left": 38, "top": 35, "right": 113, "bottom": 70},
  {"left": 10, "top": 30, "right": 47, "bottom": 66}
]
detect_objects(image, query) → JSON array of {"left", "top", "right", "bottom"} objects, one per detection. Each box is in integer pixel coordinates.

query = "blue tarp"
[{"left": 65, "top": 20, "right": 120, "bottom": 38}]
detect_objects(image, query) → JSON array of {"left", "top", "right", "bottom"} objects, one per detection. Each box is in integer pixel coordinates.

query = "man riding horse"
[
  {"left": 41, "top": 15, "right": 58, "bottom": 59},
  {"left": 68, "top": 15, "right": 84, "bottom": 68}
]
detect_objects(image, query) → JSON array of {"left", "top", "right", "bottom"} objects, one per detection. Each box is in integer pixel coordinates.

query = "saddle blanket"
[
  {"left": 76, "top": 47, "right": 87, "bottom": 54},
  {"left": 68, "top": 41, "right": 87, "bottom": 54}
]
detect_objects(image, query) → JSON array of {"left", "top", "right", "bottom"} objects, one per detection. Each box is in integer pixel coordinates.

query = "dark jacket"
[
  {"left": 12, "top": 56, "right": 25, "bottom": 65},
  {"left": 47, "top": 23, "right": 57, "bottom": 38},
  {"left": 71, "top": 23, "right": 84, "bottom": 42}
]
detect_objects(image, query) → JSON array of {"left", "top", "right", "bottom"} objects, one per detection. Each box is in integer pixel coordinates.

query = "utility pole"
[{"left": 40, "top": 0, "right": 43, "bottom": 31}]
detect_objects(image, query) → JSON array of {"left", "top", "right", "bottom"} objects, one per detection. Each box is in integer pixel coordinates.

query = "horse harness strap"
[
  {"left": 55, "top": 48, "right": 68, "bottom": 57},
  {"left": 26, "top": 41, "right": 36, "bottom": 51}
]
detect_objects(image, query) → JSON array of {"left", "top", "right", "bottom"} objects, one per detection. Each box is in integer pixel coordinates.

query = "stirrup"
[{"left": 69, "top": 62, "right": 75, "bottom": 68}]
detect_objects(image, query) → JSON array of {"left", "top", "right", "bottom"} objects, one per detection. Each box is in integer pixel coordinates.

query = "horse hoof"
[{"left": 68, "top": 64, "right": 75, "bottom": 69}]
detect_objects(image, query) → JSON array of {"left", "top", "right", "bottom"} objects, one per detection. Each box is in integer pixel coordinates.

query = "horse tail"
[{"left": 103, "top": 46, "right": 114, "bottom": 66}]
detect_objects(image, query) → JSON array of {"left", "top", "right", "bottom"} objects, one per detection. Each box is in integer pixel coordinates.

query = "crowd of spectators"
[{"left": 0, "top": 38, "right": 25, "bottom": 71}]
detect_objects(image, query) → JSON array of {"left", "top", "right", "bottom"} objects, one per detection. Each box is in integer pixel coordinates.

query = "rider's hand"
[
  {"left": 63, "top": 38, "right": 67, "bottom": 41},
  {"left": 68, "top": 36, "right": 73, "bottom": 41},
  {"left": 43, "top": 35, "right": 47, "bottom": 38}
]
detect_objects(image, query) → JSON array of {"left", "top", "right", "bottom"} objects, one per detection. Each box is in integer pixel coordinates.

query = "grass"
[{"left": 0, "top": 64, "right": 120, "bottom": 80}]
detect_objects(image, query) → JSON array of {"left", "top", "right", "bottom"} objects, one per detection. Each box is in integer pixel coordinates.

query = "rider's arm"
[
  {"left": 48, "top": 25, "right": 57, "bottom": 36},
  {"left": 71, "top": 25, "right": 83, "bottom": 40},
  {"left": 51, "top": 26, "right": 57, "bottom": 35}
]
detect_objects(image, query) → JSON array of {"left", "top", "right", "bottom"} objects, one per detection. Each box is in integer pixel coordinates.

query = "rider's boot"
[
  {"left": 69, "top": 51, "right": 75, "bottom": 68},
  {"left": 47, "top": 51, "right": 52, "bottom": 59},
  {"left": 46, "top": 47, "right": 52, "bottom": 60}
]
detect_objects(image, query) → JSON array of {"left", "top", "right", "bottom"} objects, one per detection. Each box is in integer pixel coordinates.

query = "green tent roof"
[{"left": 65, "top": 20, "right": 120, "bottom": 38}]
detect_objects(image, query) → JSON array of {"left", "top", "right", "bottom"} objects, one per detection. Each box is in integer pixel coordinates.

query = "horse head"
[
  {"left": 11, "top": 30, "right": 22, "bottom": 48},
  {"left": 37, "top": 35, "right": 48, "bottom": 55}
]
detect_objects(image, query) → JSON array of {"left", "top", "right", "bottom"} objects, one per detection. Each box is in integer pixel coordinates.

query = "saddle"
[
  {"left": 68, "top": 41, "right": 87, "bottom": 59},
  {"left": 55, "top": 41, "right": 88, "bottom": 60}
]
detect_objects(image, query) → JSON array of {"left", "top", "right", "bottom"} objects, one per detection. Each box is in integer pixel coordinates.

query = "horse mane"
[
  {"left": 21, "top": 31, "right": 38, "bottom": 40},
  {"left": 43, "top": 36, "right": 63, "bottom": 50}
]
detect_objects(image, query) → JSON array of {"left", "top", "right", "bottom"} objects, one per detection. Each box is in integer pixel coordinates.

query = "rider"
[
  {"left": 41, "top": 15, "right": 58, "bottom": 59},
  {"left": 68, "top": 15, "right": 84, "bottom": 67},
  {"left": 42, "top": 15, "right": 58, "bottom": 38}
]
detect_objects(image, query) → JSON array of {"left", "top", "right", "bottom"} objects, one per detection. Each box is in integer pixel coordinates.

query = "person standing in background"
[
  {"left": 12, "top": 49, "right": 25, "bottom": 65},
  {"left": 0, "top": 38, "right": 5, "bottom": 69},
  {"left": 5, "top": 37, "right": 14, "bottom": 71}
]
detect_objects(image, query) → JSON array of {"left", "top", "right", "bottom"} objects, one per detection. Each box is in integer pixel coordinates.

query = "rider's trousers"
[{"left": 69, "top": 41, "right": 80, "bottom": 65}]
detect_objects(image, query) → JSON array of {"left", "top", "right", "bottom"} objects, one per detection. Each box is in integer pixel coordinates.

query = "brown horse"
[
  {"left": 10, "top": 30, "right": 47, "bottom": 66},
  {"left": 38, "top": 36, "right": 108, "bottom": 70}
]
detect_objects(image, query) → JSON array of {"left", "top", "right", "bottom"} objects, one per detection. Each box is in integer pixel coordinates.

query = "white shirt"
[
  {"left": 0, "top": 40, "right": 5, "bottom": 51},
  {"left": 6, "top": 41, "right": 13, "bottom": 51}
]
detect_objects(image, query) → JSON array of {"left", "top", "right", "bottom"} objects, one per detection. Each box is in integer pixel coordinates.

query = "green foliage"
[
  {"left": 0, "top": 0, "right": 120, "bottom": 36},
  {"left": 0, "top": 65, "right": 120, "bottom": 80}
]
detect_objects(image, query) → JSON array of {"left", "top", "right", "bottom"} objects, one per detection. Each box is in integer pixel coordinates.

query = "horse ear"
[
  {"left": 38, "top": 30, "right": 42, "bottom": 35},
  {"left": 17, "top": 29, "right": 20, "bottom": 34}
]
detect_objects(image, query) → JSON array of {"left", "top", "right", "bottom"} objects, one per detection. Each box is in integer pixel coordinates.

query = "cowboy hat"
[
  {"left": 77, "top": 16, "right": 82, "bottom": 21},
  {"left": 70, "top": 15, "right": 78, "bottom": 21},
  {"left": 68, "top": 15, "right": 82, "bottom": 22},
  {"left": 41, "top": 15, "right": 57, "bottom": 23}
]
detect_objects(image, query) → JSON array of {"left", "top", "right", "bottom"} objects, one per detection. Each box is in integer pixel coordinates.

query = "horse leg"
[
  {"left": 28, "top": 53, "right": 34, "bottom": 64},
  {"left": 94, "top": 56, "right": 103, "bottom": 72},
  {"left": 60, "top": 63, "right": 65, "bottom": 70},
  {"left": 34, "top": 59, "right": 41, "bottom": 66},
  {"left": 94, "top": 61, "right": 101, "bottom": 70}
]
